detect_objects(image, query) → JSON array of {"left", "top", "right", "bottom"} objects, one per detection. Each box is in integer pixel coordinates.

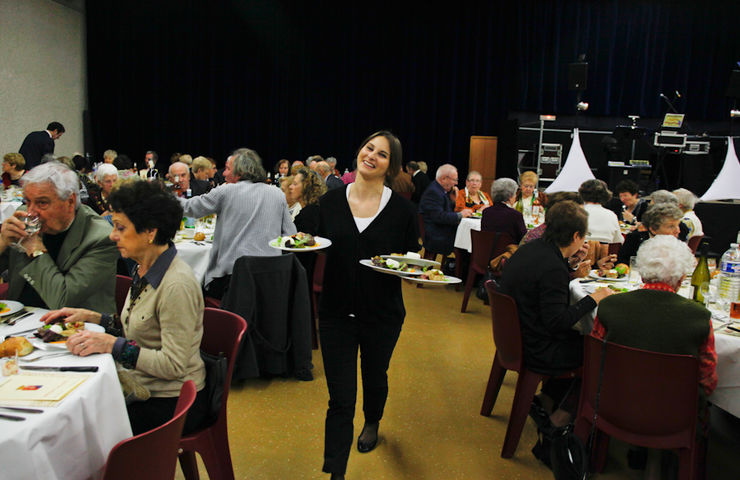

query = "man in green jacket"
[{"left": 0, "top": 161, "right": 117, "bottom": 313}]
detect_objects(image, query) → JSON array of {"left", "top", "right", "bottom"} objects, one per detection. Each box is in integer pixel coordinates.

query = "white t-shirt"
[
  {"left": 346, "top": 184, "right": 392, "bottom": 233},
  {"left": 583, "top": 203, "right": 623, "bottom": 244}
]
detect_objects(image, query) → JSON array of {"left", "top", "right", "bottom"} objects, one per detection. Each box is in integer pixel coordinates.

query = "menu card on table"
[{"left": 0, "top": 373, "right": 90, "bottom": 407}]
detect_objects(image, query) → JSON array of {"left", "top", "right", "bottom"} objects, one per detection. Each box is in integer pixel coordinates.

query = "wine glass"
[{"left": 13, "top": 214, "right": 41, "bottom": 251}]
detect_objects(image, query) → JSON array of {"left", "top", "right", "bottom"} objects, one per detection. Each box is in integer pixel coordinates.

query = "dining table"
[
  {"left": 570, "top": 277, "right": 740, "bottom": 419},
  {"left": 0, "top": 309, "right": 132, "bottom": 480}
]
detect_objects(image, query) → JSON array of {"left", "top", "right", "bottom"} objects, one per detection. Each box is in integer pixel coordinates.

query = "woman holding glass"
[{"left": 318, "top": 131, "right": 419, "bottom": 480}]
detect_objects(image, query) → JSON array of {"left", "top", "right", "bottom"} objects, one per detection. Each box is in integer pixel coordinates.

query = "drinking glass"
[
  {"left": 13, "top": 214, "right": 40, "bottom": 251},
  {"left": 628, "top": 256, "right": 640, "bottom": 286}
]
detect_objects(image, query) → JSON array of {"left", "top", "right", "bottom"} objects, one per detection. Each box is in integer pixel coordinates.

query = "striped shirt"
[{"left": 180, "top": 180, "right": 297, "bottom": 286}]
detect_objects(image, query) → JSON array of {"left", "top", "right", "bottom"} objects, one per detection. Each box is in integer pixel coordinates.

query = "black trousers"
[
  {"left": 127, "top": 387, "right": 209, "bottom": 436},
  {"left": 320, "top": 314, "right": 402, "bottom": 475}
]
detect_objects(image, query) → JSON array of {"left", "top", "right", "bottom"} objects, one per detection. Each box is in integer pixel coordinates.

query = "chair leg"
[
  {"left": 677, "top": 446, "right": 697, "bottom": 480},
  {"left": 178, "top": 450, "right": 200, "bottom": 480},
  {"left": 480, "top": 355, "right": 506, "bottom": 416},
  {"left": 199, "top": 426, "right": 236, "bottom": 480},
  {"left": 460, "top": 268, "right": 477, "bottom": 313},
  {"left": 501, "top": 370, "right": 543, "bottom": 458}
]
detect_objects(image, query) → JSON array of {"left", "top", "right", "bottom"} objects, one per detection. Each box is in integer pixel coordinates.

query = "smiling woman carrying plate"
[{"left": 317, "top": 131, "right": 419, "bottom": 480}]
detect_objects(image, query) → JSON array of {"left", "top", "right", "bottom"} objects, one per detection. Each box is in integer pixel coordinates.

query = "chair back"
[
  {"left": 577, "top": 335, "right": 699, "bottom": 448},
  {"left": 115, "top": 275, "right": 132, "bottom": 316},
  {"left": 199, "top": 307, "right": 247, "bottom": 422},
  {"left": 102, "top": 381, "right": 197, "bottom": 480},
  {"left": 484, "top": 280, "right": 523, "bottom": 372},
  {"left": 687, "top": 235, "right": 704, "bottom": 254},
  {"left": 471, "top": 230, "right": 515, "bottom": 271}
]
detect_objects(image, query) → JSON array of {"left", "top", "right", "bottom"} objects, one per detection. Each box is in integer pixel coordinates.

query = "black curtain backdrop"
[{"left": 85, "top": 0, "right": 740, "bottom": 174}]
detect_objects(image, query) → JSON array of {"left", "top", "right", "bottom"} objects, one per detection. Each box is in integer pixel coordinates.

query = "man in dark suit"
[
  {"left": 407, "top": 161, "right": 431, "bottom": 206},
  {"left": 316, "top": 161, "right": 344, "bottom": 190},
  {"left": 419, "top": 164, "right": 473, "bottom": 255},
  {"left": 19, "top": 122, "right": 65, "bottom": 171}
]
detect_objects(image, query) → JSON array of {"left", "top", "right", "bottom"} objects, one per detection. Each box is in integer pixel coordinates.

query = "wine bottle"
[{"left": 691, "top": 243, "right": 710, "bottom": 304}]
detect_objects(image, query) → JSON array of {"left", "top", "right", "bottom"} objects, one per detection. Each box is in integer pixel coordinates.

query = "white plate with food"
[
  {"left": 359, "top": 258, "right": 425, "bottom": 276},
  {"left": 588, "top": 269, "right": 628, "bottom": 282},
  {"left": 31, "top": 322, "right": 105, "bottom": 350},
  {"left": 269, "top": 233, "right": 332, "bottom": 252},
  {"left": 381, "top": 255, "right": 441, "bottom": 269},
  {"left": 0, "top": 300, "right": 24, "bottom": 317},
  {"left": 403, "top": 269, "right": 463, "bottom": 285}
]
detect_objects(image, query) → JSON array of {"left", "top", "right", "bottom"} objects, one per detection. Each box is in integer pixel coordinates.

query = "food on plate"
[
  {"left": 420, "top": 268, "right": 446, "bottom": 281},
  {"left": 35, "top": 320, "right": 86, "bottom": 343},
  {"left": 277, "top": 232, "right": 317, "bottom": 249},
  {"left": 598, "top": 263, "right": 629, "bottom": 279},
  {"left": 614, "top": 263, "right": 630, "bottom": 276},
  {"left": 193, "top": 232, "right": 206, "bottom": 241},
  {"left": 0, "top": 336, "right": 34, "bottom": 357},
  {"left": 371, "top": 256, "right": 418, "bottom": 273},
  {"left": 0, "top": 302, "right": 10, "bottom": 314},
  {"left": 607, "top": 285, "right": 629, "bottom": 293}
]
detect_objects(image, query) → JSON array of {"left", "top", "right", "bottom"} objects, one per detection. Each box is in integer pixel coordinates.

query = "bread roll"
[{"left": 0, "top": 337, "right": 34, "bottom": 357}]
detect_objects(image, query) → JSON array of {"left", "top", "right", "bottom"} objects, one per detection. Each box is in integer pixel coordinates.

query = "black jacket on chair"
[{"left": 221, "top": 254, "right": 313, "bottom": 380}]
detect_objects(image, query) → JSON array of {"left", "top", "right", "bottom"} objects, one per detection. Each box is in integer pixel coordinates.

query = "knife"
[
  {"left": 0, "top": 406, "right": 43, "bottom": 414},
  {"left": 0, "top": 413, "right": 25, "bottom": 421},
  {"left": 21, "top": 366, "right": 99, "bottom": 372}
]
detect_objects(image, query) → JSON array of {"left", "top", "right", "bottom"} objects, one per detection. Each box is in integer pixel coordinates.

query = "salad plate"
[
  {"left": 404, "top": 275, "right": 462, "bottom": 285},
  {"left": 0, "top": 301, "right": 24, "bottom": 317},
  {"left": 269, "top": 235, "right": 332, "bottom": 252},
  {"left": 381, "top": 255, "right": 440, "bottom": 269},
  {"left": 359, "top": 259, "right": 425, "bottom": 276},
  {"left": 588, "top": 270, "right": 628, "bottom": 282}
]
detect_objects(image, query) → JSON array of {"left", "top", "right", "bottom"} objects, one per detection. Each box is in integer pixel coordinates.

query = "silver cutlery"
[
  {"left": 0, "top": 406, "right": 43, "bottom": 414},
  {"left": 0, "top": 413, "right": 25, "bottom": 421},
  {"left": 21, "top": 365, "right": 99, "bottom": 372},
  {"left": 5, "top": 310, "right": 34, "bottom": 326},
  {"left": 19, "top": 352, "right": 72, "bottom": 363}
]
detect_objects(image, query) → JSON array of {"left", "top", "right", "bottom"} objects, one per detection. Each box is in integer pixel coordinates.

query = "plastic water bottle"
[{"left": 718, "top": 243, "right": 740, "bottom": 311}]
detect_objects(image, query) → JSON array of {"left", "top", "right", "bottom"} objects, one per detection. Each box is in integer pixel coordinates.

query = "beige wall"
[{"left": 0, "top": 0, "right": 86, "bottom": 159}]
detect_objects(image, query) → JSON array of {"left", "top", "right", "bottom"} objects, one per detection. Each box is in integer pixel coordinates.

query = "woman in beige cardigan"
[{"left": 41, "top": 180, "right": 207, "bottom": 435}]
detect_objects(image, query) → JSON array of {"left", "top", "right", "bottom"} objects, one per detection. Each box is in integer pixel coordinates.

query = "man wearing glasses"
[{"left": 419, "top": 164, "right": 473, "bottom": 257}]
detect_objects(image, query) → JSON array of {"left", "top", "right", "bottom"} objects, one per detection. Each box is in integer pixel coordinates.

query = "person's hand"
[
  {"left": 450, "top": 186, "right": 459, "bottom": 198},
  {"left": 460, "top": 208, "right": 474, "bottom": 218},
  {"left": 40, "top": 308, "right": 102, "bottom": 325},
  {"left": 22, "top": 233, "right": 46, "bottom": 257},
  {"left": 589, "top": 287, "right": 614, "bottom": 305},
  {"left": 571, "top": 241, "right": 589, "bottom": 263},
  {"left": 636, "top": 222, "right": 646, "bottom": 232},
  {"left": 596, "top": 254, "right": 617, "bottom": 271},
  {"left": 573, "top": 261, "right": 591, "bottom": 278},
  {"left": 66, "top": 331, "right": 116, "bottom": 356},
  {"left": 622, "top": 210, "right": 635, "bottom": 223},
  {"left": 0, "top": 211, "right": 30, "bottom": 246}
]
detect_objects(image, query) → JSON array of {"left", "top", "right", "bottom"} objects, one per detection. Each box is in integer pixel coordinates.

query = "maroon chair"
[
  {"left": 102, "top": 381, "right": 197, "bottom": 480},
  {"left": 479, "top": 280, "right": 577, "bottom": 458},
  {"left": 461, "top": 231, "right": 513, "bottom": 313},
  {"left": 687, "top": 234, "right": 704, "bottom": 254},
  {"left": 310, "top": 252, "right": 327, "bottom": 349},
  {"left": 115, "top": 275, "right": 132, "bottom": 316},
  {"left": 574, "top": 335, "right": 702, "bottom": 479},
  {"left": 178, "top": 308, "right": 247, "bottom": 480},
  {"left": 0, "top": 282, "right": 8, "bottom": 300},
  {"left": 204, "top": 296, "right": 221, "bottom": 309}
]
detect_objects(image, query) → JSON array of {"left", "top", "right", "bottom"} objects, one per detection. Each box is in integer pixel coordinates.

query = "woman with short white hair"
[
  {"left": 87, "top": 163, "right": 119, "bottom": 215},
  {"left": 673, "top": 188, "right": 703, "bottom": 239},
  {"left": 481, "top": 178, "right": 527, "bottom": 243}
]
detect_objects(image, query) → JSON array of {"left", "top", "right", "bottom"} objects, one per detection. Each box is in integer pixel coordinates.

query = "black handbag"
[{"left": 200, "top": 350, "right": 227, "bottom": 426}]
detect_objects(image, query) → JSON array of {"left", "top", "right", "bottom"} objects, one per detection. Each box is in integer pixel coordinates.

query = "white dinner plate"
[
  {"left": 30, "top": 323, "right": 105, "bottom": 351},
  {"left": 269, "top": 236, "right": 332, "bottom": 252},
  {"left": 588, "top": 270, "right": 628, "bottom": 282},
  {"left": 0, "top": 300, "right": 24, "bottom": 317},
  {"left": 404, "top": 275, "right": 463, "bottom": 286},
  {"left": 359, "top": 259, "right": 425, "bottom": 276},
  {"left": 381, "top": 255, "right": 441, "bottom": 269}
]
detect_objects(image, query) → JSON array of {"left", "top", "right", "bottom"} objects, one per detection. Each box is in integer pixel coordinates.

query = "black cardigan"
[
  {"left": 318, "top": 186, "right": 420, "bottom": 324},
  {"left": 500, "top": 238, "right": 597, "bottom": 374}
]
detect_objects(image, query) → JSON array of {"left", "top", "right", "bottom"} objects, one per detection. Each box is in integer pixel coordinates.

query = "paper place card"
[{"left": 0, "top": 373, "right": 89, "bottom": 405}]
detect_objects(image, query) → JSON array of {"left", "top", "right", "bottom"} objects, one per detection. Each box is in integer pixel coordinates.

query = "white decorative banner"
[
  {"left": 544, "top": 128, "right": 595, "bottom": 193},
  {"left": 701, "top": 138, "right": 740, "bottom": 201}
]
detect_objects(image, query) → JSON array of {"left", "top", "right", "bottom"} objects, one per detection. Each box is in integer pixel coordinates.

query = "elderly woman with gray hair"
[
  {"left": 86, "top": 163, "right": 119, "bottom": 216},
  {"left": 617, "top": 202, "right": 683, "bottom": 264},
  {"left": 179, "top": 148, "right": 296, "bottom": 299},
  {"left": 481, "top": 177, "right": 527, "bottom": 243},
  {"left": 592, "top": 235, "right": 717, "bottom": 475},
  {"left": 673, "top": 188, "right": 703, "bottom": 239}
]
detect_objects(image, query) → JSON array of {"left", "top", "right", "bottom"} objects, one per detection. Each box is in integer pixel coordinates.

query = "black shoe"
[
  {"left": 294, "top": 368, "right": 313, "bottom": 381},
  {"left": 357, "top": 422, "right": 379, "bottom": 453}
]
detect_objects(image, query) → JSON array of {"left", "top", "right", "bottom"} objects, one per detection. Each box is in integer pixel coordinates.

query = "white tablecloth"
[
  {"left": 175, "top": 239, "right": 213, "bottom": 285},
  {"left": 0, "top": 311, "right": 132, "bottom": 480},
  {"left": 569, "top": 279, "right": 740, "bottom": 418},
  {"left": 453, "top": 218, "right": 482, "bottom": 253},
  {"left": 1, "top": 200, "right": 22, "bottom": 221}
]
